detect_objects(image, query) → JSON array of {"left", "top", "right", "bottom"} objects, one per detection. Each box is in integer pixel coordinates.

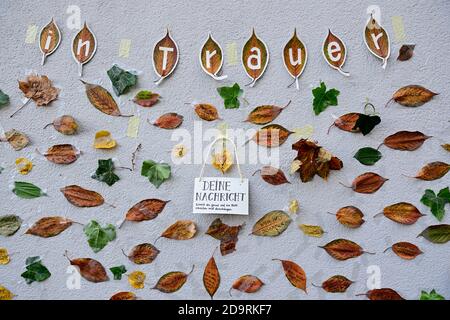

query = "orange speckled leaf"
[
  {"left": 320, "top": 275, "right": 353, "bottom": 293},
  {"left": 329, "top": 113, "right": 361, "bottom": 133},
  {"left": 67, "top": 255, "right": 108, "bottom": 283},
  {"left": 256, "top": 166, "right": 290, "bottom": 186},
  {"left": 153, "top": 266, "right": 194, "bottom": 293},
  {"left": 335, "top": 206, "right": 365, "bottom": 228},
  {"left": 203, "top": 252, "right": 220, "bottom": 299},
  {"left": 60, "top": 185, "right": 104, "bottom": 207},
  {"left": 388, "top": 242, "right": 422, "bottom": 260},
  {"left": 382, "top": 202, "right": 424, "bottom": 225},
  {"left": 81, "top": 80, "right": 129, "bottom": 117},
  {"left": 195, "top": 104, "right": 220, "bottom": 121},
  {"left": 125, "top": 199, "right": 170, "bottom": 222},
  {"left": 320, "top": 239, "right": 365, "bottom": 261},
  {"left": 153, "top": 112, "right": 183, "bottom": 129},
  {"left": 389, "top": 85, "right": 438, "bottom": 107},
  {"left": 273, "top": 259, "right": 307, "bottom": 293},
  {"left": 383, "top": 131, "right": 431, "bottom": 151},
  {"left": 44, "top": 144, "right": 79, "bottom": 164},
  {"left": 160, "top": 220, "right": 197, "bottom": 240},
  {"left": 363, "top": 288, "right": 404, "bottom": 300},
  {"left": 126, "top": 243, "right": 160, "bottom": 264},
  {"left": 414, "top": 161, "right": 449, "bottom": 181},
  {"left": 252, "top": 124, "right": 292, "bottom": 147},
  {"left": 245, "top": 101, "right": 290, "bottom": 125},
  {"left": 231, "top": 275, "right": 264, "bottom": 294},
  {"left": 351, "top": 172, "right": 387, "bottom": 193},
  {"left": 110, "top": 292, "right": 136, "bottom": 300},
  {"left": 25, "top": 216, "right": 72, "bottom": 238}
]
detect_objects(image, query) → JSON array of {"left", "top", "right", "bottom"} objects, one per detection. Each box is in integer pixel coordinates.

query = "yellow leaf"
[
  {"left": 299, "top": 224, "right": 325, "bottom": 238},
  {"left": 15, "top": 157, "right": 33, "bottom": 175},
  {"left": 212, "top": 149, "right": 233, "bottom": 174},
  {"left": 290, "top": 160, "right": 302, "bottom": 174},
  {"left": 288, "top": 200, "right": 299, "bottom": 214},
  {"left": 172, "top": 144, "right": 187, "bottom": 158},
  {"left": 0, "top": 285, "right": 13, "bottom": 300},
  {"left": 442, "top": 144, "right": 450, "bottom": 152},
  {"left": 93, "top": 130, "right": 117, "bottom": 149},
  {"left": 128, "top": 270, "right": 146, "bottom": 289},
  {"left": 0, "top": 248, "right": 10, "bottom": 265}
]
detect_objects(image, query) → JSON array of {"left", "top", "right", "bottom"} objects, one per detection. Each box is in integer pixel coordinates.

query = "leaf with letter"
[
  {"left": 153, "top": 29, "right": 179, "bottom": 85},
  {"left": 81, "top": 80, "right": 130, "bottom": 117},
  {"left": 21, "top": 256, "right": 51, "bottom": 284},
  {"left": 110, "top": 291, "right": 136, "bottom": 300},
  {"left": 109, "top": 265, "right": 127, "bottom": 280},
  {"left": 253, "top": 166, "right": 290, "bottom": 186},
  {"left": 133, "top": 90, "right": 160, "bottom": 107},
  {"left": 107, "top": 64, "right": 137, "bottom": 96},
  {"left": 242, "top": 29, "right": 269, "bottom": 87},
  {"left": 381, "top": 131, "right": 431, "bottom": 151},
  {"left": 25, "top": 216, "right": 72, "bottom": 238},
  {"left": 42, "top": 144, "right": 80, "bottom": 164},
  {"left": 230, "top": 275, "right": 264, "bottom": 295},
  {"left": 322, "top": 29, "right": 349, "bottom": 76},
  {"left": 39, "top": 18, "right": 61, "bottom": 65},
  {"left": 251, "top": 210, "right": 291, "bottom": 237},
  {"left": 159, "top": 220, "right": 197, "bottom": 241},
  {"left": 273, "top": 259, "right": 307, "bottom": 293},
  {"left": 387, "top": 85, "right": 438, "bottom": 107},
  {"left": 354, "top": 147, "right": 382, "bottom": 165},
  {"left": 217, "top": 83, "right": 243, "bottom": 109},
  {"left": 124, "top": 243, "right": 160, "bottom": 265},
  {"left": 245, "top": 101, "right": 291, "bottom": 125},
  {"left": 379, "top": 202, "right": 424, "bottom": 225},
  {"left": 251, "top": 124, "right": 293, "bottom": 147},
  {"left": 420, "top": 289, "right": 445, "bottom": 300},
  {"left": 60, "top": 185, "right": 104, "bottom": 207},
  {"left": 153, "top": 266, "right": 194, "bottom": 293},
  {"left": 414, "top": 162, "right": 449, "bottom": 181},
  {"left": 0, "top": 215, "right": 22, "bottom": 236},
  {"left": 200, "top": 33, "right": 226, "bottom": 80},
  {"left": 397, "top": 44, "right": 415, "bottom": 61},
  {"left": 203, "top": 250, "right": 220, "bottom": 299},
  {"left": 364, "top": 14, "right": 390, "bottom": 68},
  {"left": 44, "top": 115, "right": 78, "bottom": 135},
  {"left": 283, "top": 29, "right": 307, "bottom": 89},
  {"left": 153, "top": 113, "right": 183, "bottom": 129},
  {"left": 91, "top": 159, "right": 120, "bottom": 186},
  {"left": 83, "top": 220, "right": 116, "bottom": 253},
  {"left": 125, "top": 199, "right": 170, "bottom": 222},
  {"left": 72, "top": 22, "right": 97, "bottom": 76},
  {"left": 384, "top": 242, "right": 422, "bottom": 260},
  {"left": 206, "top": 218, "right": 243, "bottom": 256},
  {"left": 333, "top": 206, "right": 365, "bottom": 228},
  {"left": 348, "top": 172, "right": 387, "bottom": 194},
  {"left": 421, "top": 187, "right": 450, "bottom": 221},
  {"left": 299, "top": 224, "right": 325, "bottom": 238},
  {"left": 64, "top": 252, "right": 109, "bottom": 283},
  {"left": 418, "top": 224, "right": 450, "bottom": 244},
  {"left": 13, "top": 181, "right": 45, "bottom": 199},
  {"left": 194, "top": 103, "right": 220, "bottom": 121},
  {"left": 141, "top": 160, "right": 171, "bottom": 188},
  {"left": 312, "top": 81, "right": 340, "bottom": 115},
  {"left": 315, "top": 275, "right": 353, "bottom": 293},
  {"left": 320, "top": 239, "right": 369, "bottom": 261}
]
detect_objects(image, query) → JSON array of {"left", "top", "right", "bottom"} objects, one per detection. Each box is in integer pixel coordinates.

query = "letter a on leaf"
[{"left": 242, "top": 29, "right": 269, "bottom": 87}]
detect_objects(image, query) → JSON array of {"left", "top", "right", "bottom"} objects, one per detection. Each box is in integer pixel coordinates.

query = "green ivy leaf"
[
  {"left": 217, "top": 83, "right": 243, "bottom": 109},
  {"left": 354, "top": 147, "right": 382, "bottom": 165},
  {"left": 110, "top": 265, "right": 127, "bottom": 280},
  {"left": 13, "top": 181, "right": 46, "bottom": 199},
  {"left": 107, "top": 64, "right": 137, "bottom": 96},
  {"left": 312, "top": 81, "right": 339, "bottom": 115},
  {"left": 420, "top": 187, "right": 450, "bottom": 221},
  {"left": 420, "top": 289, "right": 445, "bottom": 300},
  {"left": 0, "top": 214, "right": 22, "bottom": 236},
  {"left": 141, "top": 160, "right": 171, "bottom": 188},
  {"left": 21, "top": 256, "right": 51, "bottom": 284},
  {"left": 92, "top": 159, "right": 120, "bottom": 186},
  {"left": 353, "top": 114, "right": 381, "bottom": 135},
  {"left": 0, "top": 90, "right": 9, "bottom": 107},
  {"left": 83, "top": 220, "right": 116, "bottom": 253}
]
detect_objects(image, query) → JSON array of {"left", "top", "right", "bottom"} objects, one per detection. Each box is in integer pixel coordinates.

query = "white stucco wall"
[{"left": 0, "top": 0, "right": 449, "bottom": 300}]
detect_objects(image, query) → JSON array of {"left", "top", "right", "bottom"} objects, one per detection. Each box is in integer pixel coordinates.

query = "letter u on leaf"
[
  {"left": 242, "top": 29, "right": 269, "bottom": 87},
  {"left": 283, "top": 29, "right": 307, "bottom": 89}
]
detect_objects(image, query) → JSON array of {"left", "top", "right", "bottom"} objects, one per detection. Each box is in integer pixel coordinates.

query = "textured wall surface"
[{"left": 0, "top": 0, "right": 449, "bottom": 300}]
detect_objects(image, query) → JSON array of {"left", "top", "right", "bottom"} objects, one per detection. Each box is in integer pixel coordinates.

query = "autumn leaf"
[
  {"left": 414, "top": 162, "right": 449, "bottom": 181},
  {"left": 252, "top": 124, "right": 293, "bottom": 147},
  {"left": 124, "top": 243, "right": 160, "bottom": 264},
  {"left": 128, "top": 271, "right": 146, "bottom": 289},
  {"left": 299, "top": 224, "right": 325, "bottom": 237},
  {"left": 91, "top": 159, "right": 120, "bottom": 186},
  {"left": 0, "top": 285, "right": 13, "bottom": 300},
  {"left": 141, "top": 160, "right": 171, "bottom": 188},
  {"left": 110, "top": 291, "right": 136, "bottom": 300},
  {"left": 0, "top": 248, "right": 10, "bottom": 265},
  {"left": 65, "top": 252, "right": 109, "bottom": 283},
  {"left": 347, "top": 172, "right": 387, "bottom": 193},
  {"left": 60, "top": 185, "right": 104, "bottom": 207},
  {"left": 387, "top": 85, "right": 438, "bottom": 107},
  {"left": 93, "top": 130, "right": 117, "bottom": 149},
  {"left": 379, "top": 202, "right": 424, "bottom": 225},
  {"left": 0, "top": 215, "right": 21, "bottom": 236},
  {"left": 42, "top": 144, "right": 80, "bottom": 164},
  {"left": 212, "top": 149, "right": 233, "bottom": 174},
  {"left": 203, "top": 250, "right": 220, "bottom": 299},
  {"left": 418, "top": 224, "right": 450, "bottom": 244},
  {"left": 320, "top": 239, "right": 371, "bottom": 261},
  {"left": 397, "top": 44, "right": 415, "bottom": 61},
  {"left": 420, "top": 187, "right": 450, "bottom": 221},
  {"left": 251, "top": 210, "right": 291, "bottom": 237},
  {"left": 312, "top": 81, "right": 339, "bottom": 115},
  {"left": 384, "top": 242, "right": 422, "bottom": 260},
  {"left": 3, "top": 129, "right": 29, "bottom": 150},
  {"left": 153, "top": 30, "right": 179, "bottom": 84},
  {"left": 381, "top": 131, "right": 431, "bottom": 151},
  {"left": 333, "top": 206, "right": 365, "bottom": 228},
  {"left": 253, "top": 166, "right": 290, "bottom": 185},
  {"left": 159, "top": 220, "right": 197, "bottom": 241},
  {"left": 107, "top": 64, "right": 137, "bottom": 96},
  {"left": 133, "top": 90, "right": 160, "bottom": 107},
  {"left": 44, "top": 115, "right": 78, "bottom": 135},
  {"left": 358, "top": 288, "right": 404, "bottom": 300},
  {"left": 230, "top": 275, "right": 264, "bottom": 295},
  {"left": 245, "top": 101, "right": 290, "bottom": 125},
  {"left": 194, "top": 103, "right": 220, "bottom": 121},
  {"left": 124, "top": 199, "right": 170, "bottom": 223},
  {"left": 81, "top": 80, "right": 131, "bottom": 117},
  {"left": 25, "top": 216, "right": 72, "bottom": 238},
  {"left": 152, "top": 113, "right": 184, "bottom": 129},
  {"left": 273, "top": 259, "right": 307, "bottom": 293},
  {"left": 314, "top": 275, "right": 353, "bottom": 293},
  {"left": 153, "top": 266, "right": 194, "bottom": 293},
  {"left": 206, "top": 218, "right": 243, "bottom": 256}
]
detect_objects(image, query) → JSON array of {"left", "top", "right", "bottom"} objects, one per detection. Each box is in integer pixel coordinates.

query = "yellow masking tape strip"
[
  {"left": 126, "top": 116, "right": 140, "bottom": 138},
  {"left": 25, "top": 24, "right": 38, "bottom": 44},
  {"left": 118, "top": 39, "right": 132, "bottom": 58},
  {"left": 391, "top": 16, "right": 406, "bottom": 43},
  {"left": 292, "top": 124, "right": 314, "bottom": 139},
  {"left": 226, "top": 42, "right": 238, "bottom": 66}
]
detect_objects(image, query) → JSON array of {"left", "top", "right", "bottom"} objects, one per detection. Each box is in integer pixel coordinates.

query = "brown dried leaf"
[
  {"left": 160, "top": 220, "right": 197, "bottom": 240},
  {"left": 389, "top": 85, "right": 438, "bottom": 107},
  {"left": 414, "top": 161, "right": 449, "bottom": 181},
  {"left": 153, "top": 30, "right": 179, "bottom": 83},
  {"left": 153, "top": 112, "right": 183, "bottom": 129},
  {"left": 242, "top": 29, "right": 268, "bottom": 87},
  {"left": 125, "top": 243, "right": 160, "bottom": 264},
  {"left": 110, "top": 292, "right": 137, "bottom": 300},
  {"left": 273, "top": 259, "right": 307, "bottom": 293},
  {"left": 245, "top": 101, "right": 290, "bottom": 125},
  {"left": 46, "top": 115, "right": 78, "bottom": 135},
  {"left": 82, "top": 80, "right": 128, "bottom": 117},
  {"left": 383, "top": 131, "right": 431, "bottom": 151},
  {"left": 442, "top": 144, "right": 450, "bottom": 152},
  {"left": 18, "top": 74, "right": 59, "bottom": 106},
  {"left": 283, "top": 29, "right": 307, "bottom": 85},
  {"left": 364, "top": 15, "right": 390, "bottom": 68},
  {"left": 319, "top": 275, "right": 353, "bottom": 293},
  {"left": 350, "top": 172, "right": 387, "bottom": 194},
  {"left": 206, "top": 218, "right": 243, "bottom": 256},
  {"left": 323, "top": 29, "right": 349, "bottom": 75},
  {"left": 329, "top": 113, "right": 361, "bottom": 133},
  {"left": 252, "top": 124, "right": 293, "bottom": 148},
  {"left": 386, "top": 242, "right": 422, "bottom": 260},
  {"left": 60, "top": 185, "right": 104, "bottom": 207},
  {"left": 397, "top": 44, "right": 415, "bottom": 61},
  {"left": 25, "top": 216, "right": 72, "bottom": 238},
  {"left": 125, "top": 199, "right": 170, "bottom": 222},
  {"left": 299, "top": 224, "right": 325, "bottom": 238},
  {"left": 231, "top": 275, "right": 264, "bottom": 294},
  {"left": 251, "top": 210, "right": 291, "bottom": 237},
  {"left": 44, "top": 144, "right": 79, "bottom": 164},
  {"left": 133, "top": 91, "right": 160, "bottom": 107},
  {"left": 153, "top": 266, "right": 194, "bottom": 293},
  {"left": 335, "top": 206, "right": 365, "bottom": 228},
  {"left": 254, "top": 166, "right": 290, "bottom": 185},
  {"left": 381, "top": 202, "right": 424, "bottom": 225},
  {"left": 195, "top": 104, "right": 220, "bottom": 121},
  {"left": 203, "top": 252, "right": 220, "bottom": 299},
  {"left": 4, "top": 129, "right": 29, "bottom": 151},
  {"left": 362, "top": 288, "right": 404, "bottom": 300},
  {"left": 67, "top": 255, "right": 109, "bottom": 283},
  {"left": 320, "top": 239, "right": 366, "bottom": 261}
]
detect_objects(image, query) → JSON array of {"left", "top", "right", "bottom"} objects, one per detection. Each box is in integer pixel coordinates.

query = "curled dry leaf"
[
  {"left": 382, "top": 131, "right": 431, "bottom": 151},
  {"left": 245, "top": 101, "right": 291, "bottom": 125},
  {"left": 0, "top": 248, "right": 10, "bottom": 265},
  {"left": 128, "top": 271, "right": 146, "bottom": 289},
  {"left": 288, "top": 199, "right": 299, "bottom": 214},
  {"left": 110, "top": 292, "right": 137, "bottom": 300},
  {"left": 0, "top": 285, "right": 14, "bottom": 300},
  {"left": 159, "top": 220, "right": 197, "bottom": 240},
  {"left": 203, "top": 250, "right": 220, "bottom": 299},
  {"left": 322, "top": 29, "right": 349, "bottom": 76},
  {"left": 125, "top": 199, "right": 170, "bottom": 222},
  {"left": 385, "top": 242, "right": 422, "bottom": 260},
  {"left": 273, "top": 259, "right": 307, "bottom": 293},
  {"left": 153, "top": 266, "right": 194, "bottom": 293},
  {"left": 349, "top": 172, "right": 387, "bottom": 194},
  {"left": 334, "top": 206, "right": 365, "bottom": 228},
  {"left": 39, "top": 18, "right": 61, "bottom": 65},
  {"left": 253, "top": 166, "right": 290, "bottom": 186},
  {"left": 133, "top": 90, "right": 160, "bottom": 107},
  {"left": 206, "top": 218, "right": 243, "bottom": 256},
  {"left": 18, "top": 74, "right": 60, "bottom": 106},
  {"left": 380, "top": 202, "right": 424, "bottom": 225},
  {"left": 0, "top": 215, "right": 22, "bottom": 236},
  {"left": 211, "top": 149, "right": 233, "bottom": 174},
  {"left": 44, "top": 115, "right": 78, "bottom": 135},
  {"left": 328, "top": 113, "right": 360, "bottom": 133},
  {"left": 414, "top": 162, "right": 449, "bottom": 181},
  {"left": 66, "top": 254, "right": 108, "bottom": 283},
  {"left": 60, "top": 185, "right": 104, "bottom": 207},
  {"left": 153, "top": 30, "right": 179, "bottom": 85},
  {"left": 72, "top": 23, "right": 96, "bottom": 76},
  {"left": 397, "top": 44, "right": 415, "bottom": 61},
  {"left": 81, "top": 80, "right": 130, "bottom": 117},
  {"left": 153, "top": 112, "right": 183, "bottom": 129},
  {"left": 3, "top": 129, "right": 29, "bottom": 151},
  {"left": 230, "top": 275, "right": 264, "bottom": 295},
  {"left": 15, "top": 157, "right": 33, "bottom": 175},
  {"left": 125, "top": 243, "right": 160, "bottom": 264},
  {"left": 43, "top": 144, "right": 80, "bottom": 164},
  {"left": 25, "top": 216, "right": 73, "bottom": 238},
  {"left": 93, "top": 130, "right": 116, "bottom": 149},
  {"left": 442, "top": 144, "right": 450, "bottom": 152},
  {"left": 320, "top": 239, "right": 368, "bottom": 261},
  {"left": 316, "top": 275, "right": 353, "bottom": 293},
  {"left": 194, "top": 104, "right": 220, "bottom": 121},
  {"left": 252, "top": 124, "right": 292, "bottom": 147},
  {"left": 360, "top": 288, "right": 404, "bottom": 300},
  {"left": 283, "top": 29, "right": 307, "bottom": 89},
  {"left": 387, "top": 85, "right": 438, "bottom": 107},
  {"left": 299, "top": 224, "right": 325, "bottom": 238},
  {"left": 364, "top": 15, "right": 390, "bottom": 68},
  {"left": 417, "top": 224, "right": 450, "bottom": 244},
  {"left": 251, "top": 210, "right": 291, "bottom": 237},
  {"left": 242, "top": 29, "right": 269, "bottom": 87}
]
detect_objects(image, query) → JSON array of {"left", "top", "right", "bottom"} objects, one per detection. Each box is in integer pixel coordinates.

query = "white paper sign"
[{"left": 193, "top": 177, "right": 249, "bottom": 215}]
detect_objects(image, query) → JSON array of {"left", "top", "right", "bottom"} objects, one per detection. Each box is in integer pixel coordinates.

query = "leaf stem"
[{"left": 10, "top": 98, "right": 31, "bottom": 118}]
